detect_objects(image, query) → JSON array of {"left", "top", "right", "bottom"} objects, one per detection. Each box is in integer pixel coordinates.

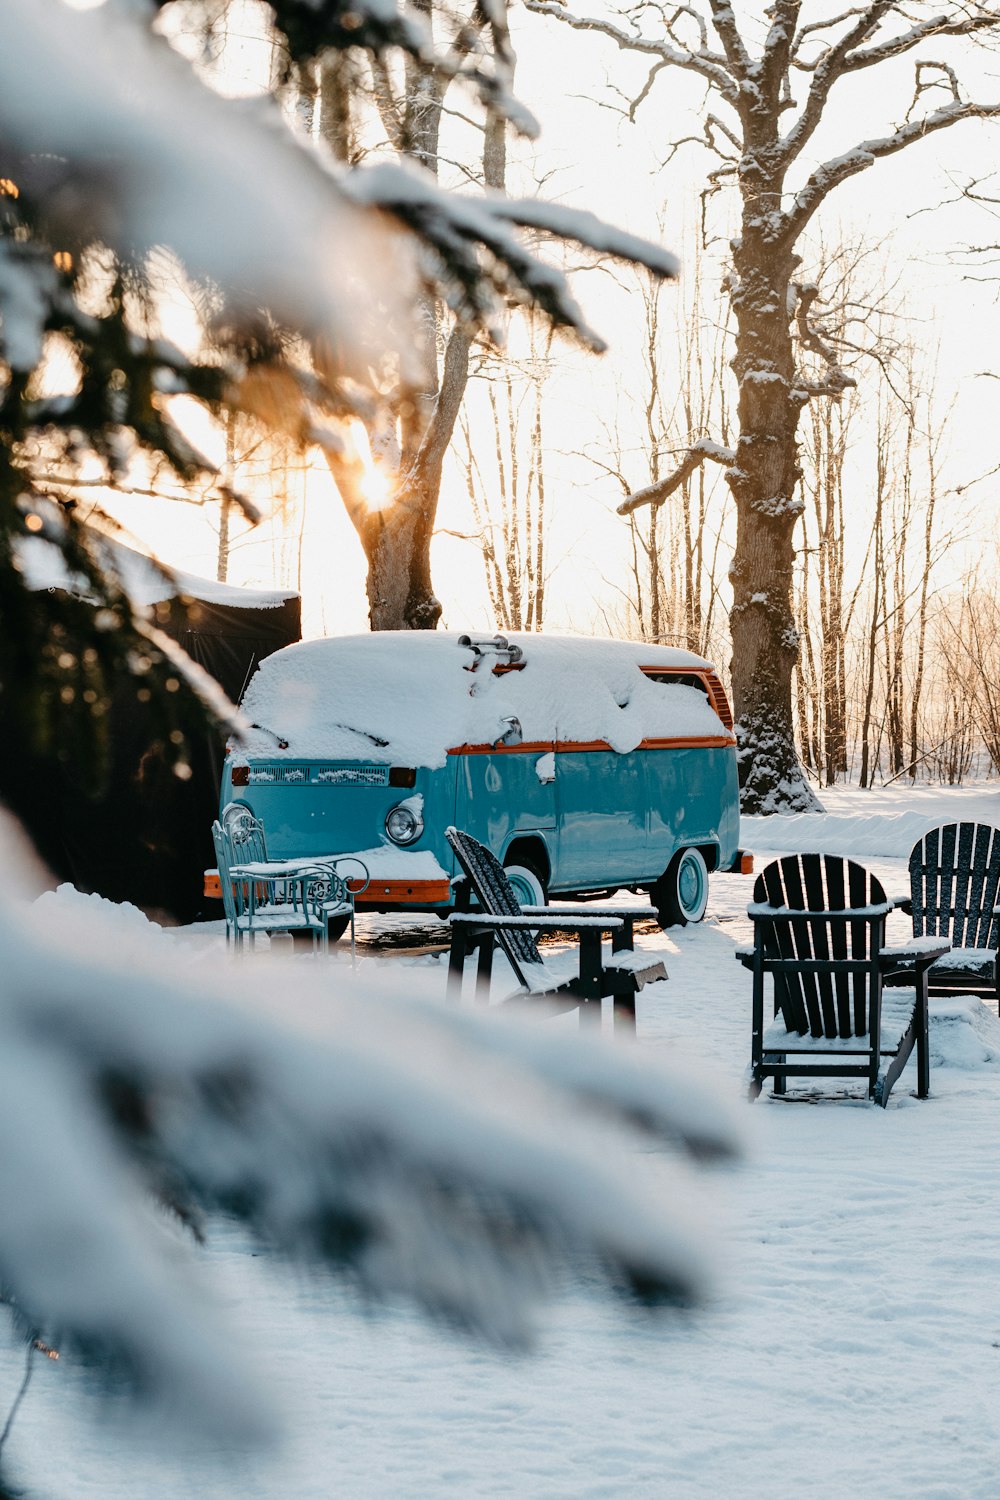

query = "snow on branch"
[
  {"left": 840, "top": 4, "right": 1000, "bottom": 76},
  {"left": 782, "top": 4, "right": 1000, "bottom": 171},
  {"left": 617, "top": 438, "right": 735, "bottom": 516},
  {"left": 791, "top": 282, "right": 857, "bottom": 398},
  {"left": 0, "top": 824, "right": 739, "bottom": 1440},
  {"left": 707, "top": 0, "right": 753, "bottom": 76},
  {"left": 346, "top": 165, "right": 678, "bottom": 350},
  {"left": 786, "top": 99, "right": 1000, "bottom": 239},
  {"left": 0, "top": 0, "right": 414, "bottom": 382}
]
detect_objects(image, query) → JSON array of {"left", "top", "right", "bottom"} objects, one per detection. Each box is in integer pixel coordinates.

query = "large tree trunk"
[
  {"left": 358, "top": 480, "right": 442, "bottom": 631},
  {"left": 726, "top": 222, "right": 820, "bottom": 812}
]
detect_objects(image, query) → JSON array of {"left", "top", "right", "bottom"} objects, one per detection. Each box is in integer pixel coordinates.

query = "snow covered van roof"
[{"left": 237, "top": 632, "right": 732, "bottom": 768}]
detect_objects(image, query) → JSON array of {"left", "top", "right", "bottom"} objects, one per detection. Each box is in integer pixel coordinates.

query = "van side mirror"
[{"left": 496, "top": 716, "right": 522, "bottom": 748}]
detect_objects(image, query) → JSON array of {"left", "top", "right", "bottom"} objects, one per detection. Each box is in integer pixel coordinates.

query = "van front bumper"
[{"left": 203, "top": 869, "right": 452, "bottom": 908}]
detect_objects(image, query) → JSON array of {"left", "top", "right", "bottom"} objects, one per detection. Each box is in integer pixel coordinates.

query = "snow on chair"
[
  {"left": 211, "top": 819, "right": 330, "bottom": 954},
  {"left": 738, "top": 853, "right": 948, "bottom": 1106},
  {"left": 445, "top": 826, "right": 667, "bottom": 1031},
  {"left": 221, "top": 803, "right": 364, "bottom": 961},
  {"left": 890, "top": 823, "right": 1000, "bottom": 1014}
]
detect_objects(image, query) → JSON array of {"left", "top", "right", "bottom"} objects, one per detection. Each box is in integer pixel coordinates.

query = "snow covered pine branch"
[
  {"left": 0, "top": 818, "right": 737, "bottom": 1445},
  {"left": 527, "top": 0, "right": 1000, "bottom": 814},
  {"left": 0, "top": 0, "right": 678, "bottom": 763}
]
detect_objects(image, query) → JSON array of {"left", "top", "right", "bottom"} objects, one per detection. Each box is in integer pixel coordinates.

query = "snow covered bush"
[{"left": 0, "top": 812, "right": 737, "bottom": 1462}]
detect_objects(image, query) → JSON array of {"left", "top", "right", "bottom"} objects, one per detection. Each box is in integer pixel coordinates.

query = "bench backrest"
[
  {"left": 445, "top": 826, "right": 544, "bottom": 986},
  {"left": 908, "top": 822, "right": 1000, "bottom": 950},
  {"left": 211, "top": 819, "right": 245, "bottom": 924},
  {"left": 222, "top": 804, "right": 269, "bottom": 866},
  {"left": 751, "top": 854, "right": 890, "bottom": 1039}
]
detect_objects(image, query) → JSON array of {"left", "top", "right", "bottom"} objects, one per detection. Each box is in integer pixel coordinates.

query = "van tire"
[
  {"left": 504, "top": 862, "right": 548, "bottom": 910},
  {"left": 653, "top": 847, "right": 709, "bottom": 928},
  {"left": 327, "top": 914, "right": 351, "bottom": 943}
]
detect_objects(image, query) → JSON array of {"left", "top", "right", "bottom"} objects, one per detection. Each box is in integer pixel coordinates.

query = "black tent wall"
[{"left": 1, "top": 589, "right": 301, "bottom": 922}]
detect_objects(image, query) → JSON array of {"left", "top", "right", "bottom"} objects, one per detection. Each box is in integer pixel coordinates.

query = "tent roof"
[{"left": 18, "top": 533, "right": 299, "bottom": 610}]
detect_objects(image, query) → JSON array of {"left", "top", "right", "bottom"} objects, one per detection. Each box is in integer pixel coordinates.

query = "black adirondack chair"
[
  {"left": 738, "top": 854, "right": 948, "bottom": 1106},
  {"left": 445, "top": 827, "right": 667, "bottom": 1030},
  {"left": 889, "top": 823, "right": 1000, "bottom": 1013}
]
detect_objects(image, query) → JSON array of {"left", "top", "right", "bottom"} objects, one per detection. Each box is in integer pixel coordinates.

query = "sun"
[
  {"left": 348, "top": 421, "right": 395, "bottom": 512},
  {"left": 356, "top": 460, "right": 394, "bottom": 512}
]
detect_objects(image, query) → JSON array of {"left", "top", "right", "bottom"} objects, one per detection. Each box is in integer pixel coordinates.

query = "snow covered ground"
[{"left": 6, "top": 784, "right": 1000, "bottom": 1499}]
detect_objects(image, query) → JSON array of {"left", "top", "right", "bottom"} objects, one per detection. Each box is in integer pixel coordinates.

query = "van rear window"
[
  {"left": 643, "top": 671, "right": 710, "bottom": 698},
  {"left": 640, "top": 668, "right": 734, "bottom": 730}
]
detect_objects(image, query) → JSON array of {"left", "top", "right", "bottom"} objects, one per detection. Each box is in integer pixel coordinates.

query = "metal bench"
[
  {"left": 221, "top": 803, "right": 366, "bottom": 961},
  {"left": 211, "top": 819, "right": 331, "bottom": 954}
]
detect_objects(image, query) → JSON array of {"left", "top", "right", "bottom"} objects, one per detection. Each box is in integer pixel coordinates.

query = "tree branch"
[
  {"left": 781, "top": 1, "right": 894, "bottom": 166},
  {"left": 843, "top": 6, "right": 1000, "bottom": 75},
  {"left": 793, "top": 281, "right": 857, "bottom": 396},
  {"left": 706, "top": 0, "right": 752, "bottom": 78},
  {"left": 617, "top": 437, "right": 734, "bottom": 515},
  {"left": 413, "top": 324, "right": 474, "bottom": 484},
  {"left": 523, "top": 1, "right": 741, "bottom": 106},
  {"left": 786, "top": 99, "right": 1000, "bottom": 241}
]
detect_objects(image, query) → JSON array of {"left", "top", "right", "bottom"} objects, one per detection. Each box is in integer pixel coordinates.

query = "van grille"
[
  {"left": 313, "top": 766, "right": 389, "bottom": 786},
  {"left": 245, "top": 763, "right": 389, "bottom": 786},
  {"left": 247, "top": 765, "right": 308, "bottom": 783}
]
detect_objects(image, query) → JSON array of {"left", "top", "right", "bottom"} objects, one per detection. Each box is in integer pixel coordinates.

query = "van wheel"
[
  {"left": 653, "top": 848, "right": 709, "bottom": 928},
  {"left": 504, "top": 862, "right": 548, "bottom": 910}
]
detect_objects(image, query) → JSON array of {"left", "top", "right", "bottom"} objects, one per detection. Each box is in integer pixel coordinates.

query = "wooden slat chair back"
[
  {"left": 896, "top": 823, "right": 1000, "bottom": 1009},
  {"left": 444, "top": 826, "right": 667, "bottom": 1030},
  {"left": 448, "top": 827, "right": 547, "bottom": 979},
  {"left": 741, "top": 853, "right": 946, "bottom": 1106},
  {"left": 755, "top": 854, "right": 887, "bottom": 1042}
]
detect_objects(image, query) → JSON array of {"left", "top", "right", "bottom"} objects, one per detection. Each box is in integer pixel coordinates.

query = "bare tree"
[
  {"left": 459, "top": 317, "right": 551, "bottom": 632},
  {"left": 527, "top": 0, "right": 1000, "bottom": 810},
  {"left": 589, "top": 249, "right": 732, "bottom": 658},
  {"left": 794, "top": 385, "right": 862, "bottom": 785}
]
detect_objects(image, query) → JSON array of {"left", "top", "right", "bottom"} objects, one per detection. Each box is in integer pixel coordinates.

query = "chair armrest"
[
  {"left": 230, "top": 859, "right": 305, "bottom": 878},
  {"left": 879, "top": 938, "right": 950, "bottom": 977},
  {"left": 735, "top": 946, "right": 756, "bottom": 969},
  {"left": 890, "top": 895, "right": 912, "bottom": 915}
]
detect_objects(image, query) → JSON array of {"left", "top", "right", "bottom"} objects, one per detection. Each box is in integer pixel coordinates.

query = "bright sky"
[{"left": 108, "top": 0, "right": 1000, "bottom": 644}]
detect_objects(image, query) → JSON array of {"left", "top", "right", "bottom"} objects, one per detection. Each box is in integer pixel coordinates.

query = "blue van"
[{"left": 214, "top": 631, "right": 748, "bottom": 929}]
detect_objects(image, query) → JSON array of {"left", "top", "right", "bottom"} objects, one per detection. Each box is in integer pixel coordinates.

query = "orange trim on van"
[
  {"left": 448, "top": 740, "right": 554, "bottom": 756},
  {"left": 447, "top": 734, "right": 735, "bottom": 756},
  {"left": 355, "top": 877, "right": 452, "bottom": 907}
]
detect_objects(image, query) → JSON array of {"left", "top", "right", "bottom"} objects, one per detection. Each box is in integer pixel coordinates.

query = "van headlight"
[{"left": 385, "top": 801, "right": 423, "bottom": 845}]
